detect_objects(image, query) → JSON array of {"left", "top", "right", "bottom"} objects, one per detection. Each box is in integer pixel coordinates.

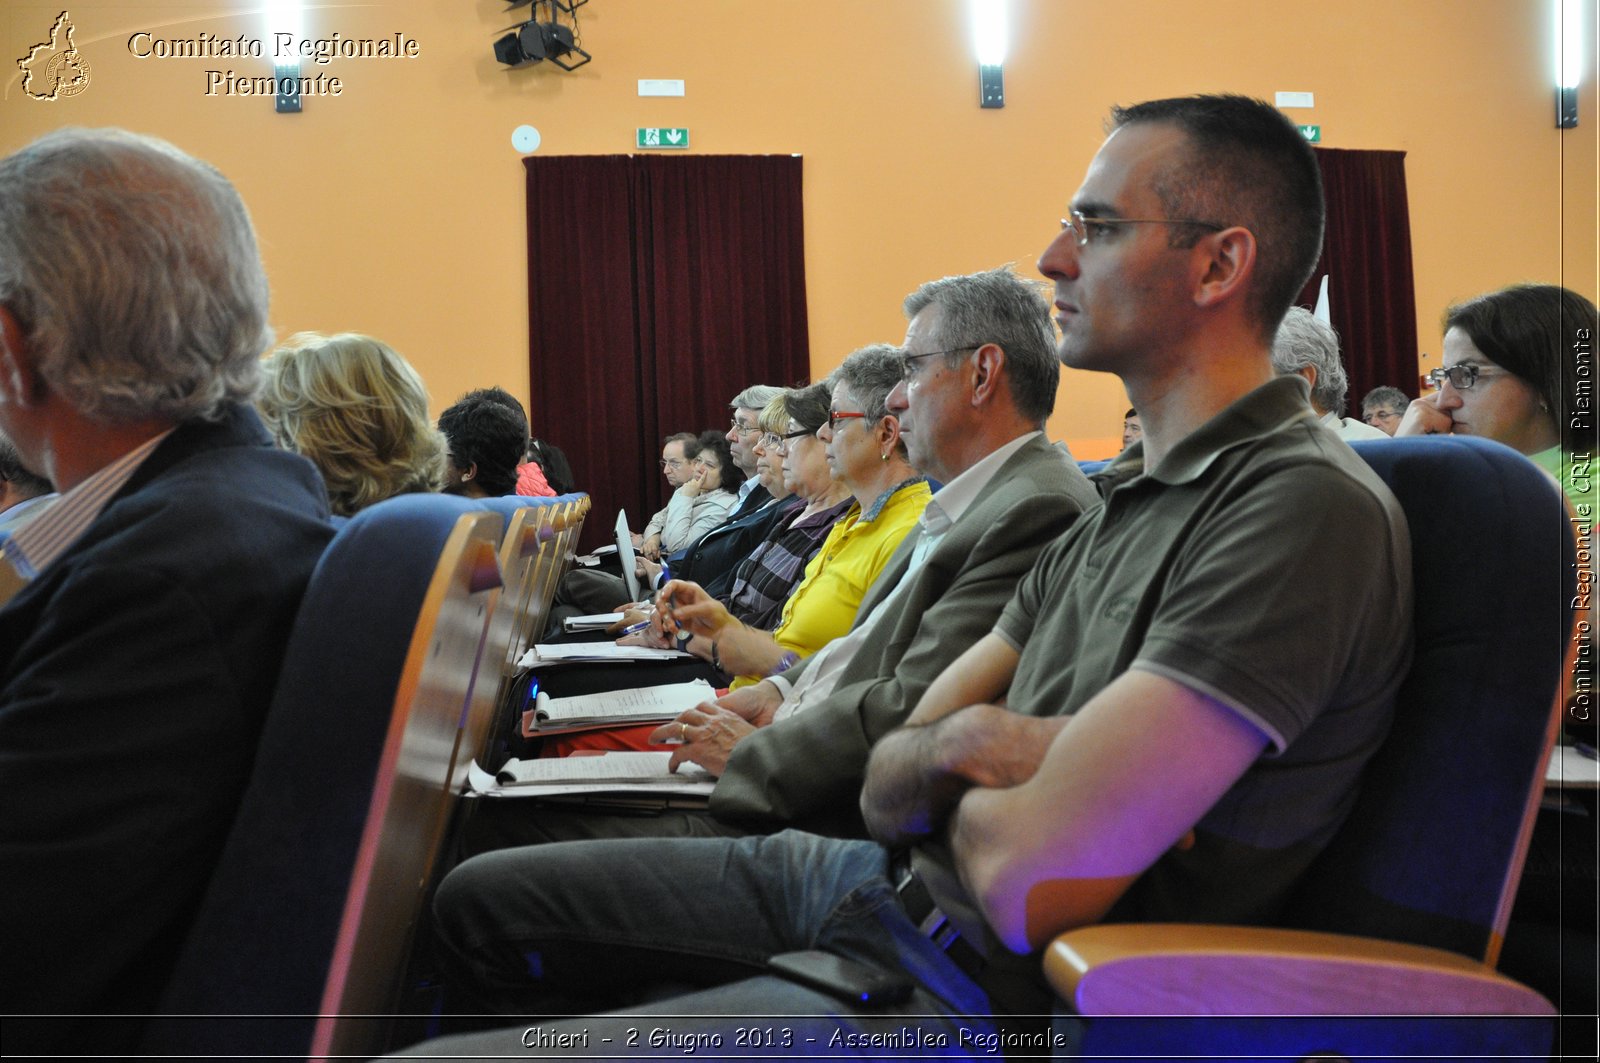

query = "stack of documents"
[
  {"left": 467, "top": 751, "right": 715, "bottom": 804},
  {"left": 561, "top": 612, "right": 625, "bottom": 633},
  {"left": 520, "top": 643, "right": 691, "bottom": 667},
  {"left": 521, "top": 679, "right": 715, "bottom": 737}
]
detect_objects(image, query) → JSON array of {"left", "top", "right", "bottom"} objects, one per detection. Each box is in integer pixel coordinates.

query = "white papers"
[
  {"left": 521, "top": 678, "right": 715, "bottom": 736},
  {"left": 533, "top": 679, "right": 713, "bottom": 725},
  {"left": 562, "top": 612, "right": 624, "bottom": 633},
  {"left": 520, "top": 644, "right": 691, "bottom": 667},
  {"left": 466, "top": 753, "right": 715, "bottom": 799}
]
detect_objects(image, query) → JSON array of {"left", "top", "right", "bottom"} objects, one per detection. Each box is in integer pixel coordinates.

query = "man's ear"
[
  {"left": 1192, "top": 226, "right": 1257, "bottom": 311},
  {"left": 0, "top": 305, "right": 41, "bottom": 407},
  {"left": 970, "top": 344, "right": 1005, "bottom": 407},
  {"left": 461, "top": 461, "right": 477, "bottom": 483}
]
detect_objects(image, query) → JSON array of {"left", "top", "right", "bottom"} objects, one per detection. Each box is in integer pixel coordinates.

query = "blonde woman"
[{"left": 258, "top": 332, "right": 447, "bottom": 517}]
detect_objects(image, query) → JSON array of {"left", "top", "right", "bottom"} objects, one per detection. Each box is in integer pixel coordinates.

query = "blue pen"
[{"left": 619, "top": 619, "right": 651, "bottom": 637}]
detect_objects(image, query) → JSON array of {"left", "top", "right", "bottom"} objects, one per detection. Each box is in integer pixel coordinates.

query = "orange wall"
[{"left": 3, "top": 0, "right": 1596, "bottom": 460}]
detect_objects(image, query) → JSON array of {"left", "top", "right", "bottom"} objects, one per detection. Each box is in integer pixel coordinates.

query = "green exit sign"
[
  {"left": 637, "top": 127, "right": 689, "bottom": 149},
  {"left": 1298, "top": 124, "right": 1322, "bottom": 143}
]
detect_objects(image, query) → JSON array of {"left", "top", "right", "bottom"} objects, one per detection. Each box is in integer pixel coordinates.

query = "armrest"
[{"left": 1045, "top": 924, "right": 1555, "bottom": 1017}]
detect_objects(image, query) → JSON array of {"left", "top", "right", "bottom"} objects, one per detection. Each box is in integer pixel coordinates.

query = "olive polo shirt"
[{"left": 916, "top": 376, "right": 1414, "bottom": 995}]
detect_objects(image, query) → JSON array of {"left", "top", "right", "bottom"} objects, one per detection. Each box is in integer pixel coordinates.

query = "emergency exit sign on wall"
[
  {"left": 637, "top": 127, "right": 689, "bottom": 149},
  {"left": 1298, "top": 125, "right": 1322, "bottom": 143}
]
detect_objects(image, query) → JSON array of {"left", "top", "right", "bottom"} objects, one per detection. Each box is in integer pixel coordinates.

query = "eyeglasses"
[
  {"left": 1062, "top": 209, "right": 1224, "bottom": 248},
  {"left": 901, "top": 347, "right": 978, "bottom": 380},
  {"left": 729, "top": 418, "right": 761, "bottom": 436},
  {"left": 759, "top": 428, "right": 813, "bottom": 451},
  {"left": 659, "top": 458, "right": 687, "bottom": 469},
  {"left": 1426, "top": 364, "right": 1501, "bottom": 391},
  {"left": 826, "top": 410, "right": 870, "bottom": 431}
]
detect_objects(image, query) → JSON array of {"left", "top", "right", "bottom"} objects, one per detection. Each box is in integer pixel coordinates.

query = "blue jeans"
[{"left": 398, "top": 830, "right": 1004, "bottom": 1059}]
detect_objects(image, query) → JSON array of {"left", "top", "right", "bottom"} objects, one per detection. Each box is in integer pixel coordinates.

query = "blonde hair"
[{"left": 258, "top": 332, "right": 447, "bottom": 516}]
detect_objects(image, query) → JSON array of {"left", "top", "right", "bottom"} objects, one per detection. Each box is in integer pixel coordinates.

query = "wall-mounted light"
[
  {"left": 971, "top": 0, "right": 1007, "bottom": 109},
  {"left": 1556, "top": 0, "right": 1582, "bottom": 128},
  {"left": 266, "top": 0, "right": 302, "bottom": 113}
]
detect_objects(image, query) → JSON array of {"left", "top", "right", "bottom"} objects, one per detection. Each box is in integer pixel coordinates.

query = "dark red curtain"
[
  {"left": 523, "top": 155, "right": 809, "bottom": 550},
  {"left": 1297, "top": 148, "right": 1420, "bottom": 411}
]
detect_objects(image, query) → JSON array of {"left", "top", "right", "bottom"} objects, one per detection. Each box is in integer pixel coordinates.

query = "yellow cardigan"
[{"left": 729, "top": 477, "right": 931, "bottom": 689}]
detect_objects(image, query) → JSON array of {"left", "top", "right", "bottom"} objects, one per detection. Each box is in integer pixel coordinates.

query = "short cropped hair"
[
  {"left": 833, "top": 344, "right": 910, "bottom": 460},
  {"left": 259, "top": 332, "right": 447, "bottom": 516},
  {"left": 1361, "top": 386, "right": 1409, "bottom": 418},
  {"left": 663, "top": 431, "right": 697, "bottom": 450},
  {"left": 1271, "top": 307, "right": 1349, "bottom": 416},
  {"left": 902, "top": 266, "right": 1060, "bottom": 423},
  {"left": 438, "top": 391, "right": 531, "bottom": 498},
  {"left": 0, "top": 434, "right": 52, "bottom": 497},
  {"left": 0, "top": 127, "right": 270, "bottom": 423},
  {"left": 1445, "top": 284, "right": 1599, "bottom": 455},
  {"left": 833, "top": 344, "right": 907, "bottom": 426},
  {"left": 729, "top": 385, "right": 783, "bottom": 412},
  {"left": 1110, "top": 94, "right": 1325, "bottom": 339}
]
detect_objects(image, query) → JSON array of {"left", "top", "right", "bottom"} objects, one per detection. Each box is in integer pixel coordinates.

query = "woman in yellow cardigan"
[{"left": 656, "top": 343, "right": 930, "bottom": 686}]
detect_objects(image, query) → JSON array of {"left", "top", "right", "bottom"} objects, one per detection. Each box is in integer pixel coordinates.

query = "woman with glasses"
[
  {"left": 1396, "top": 284, "right": 1597, "bottom": 509},
  {"left": 654, "top": 344, "right": 930, "bottom": 691},
  {"left": 654, "top": 430, "right": 743, "bottom": 556},
  {"left": 718, "top": 381, "right": 856, "bottom": 631}
]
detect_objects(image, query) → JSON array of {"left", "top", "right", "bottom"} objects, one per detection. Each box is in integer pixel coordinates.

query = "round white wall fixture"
[{"left": 512, "top": 125, "right": 542, "bottom": 153}]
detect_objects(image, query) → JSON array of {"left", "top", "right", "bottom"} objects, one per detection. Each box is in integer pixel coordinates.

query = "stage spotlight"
[{"left": 493, "top": 3, "right": 591, "bottom": 71}]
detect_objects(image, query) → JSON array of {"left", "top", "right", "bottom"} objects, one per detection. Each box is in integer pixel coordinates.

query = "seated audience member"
[
  {"left": 502, "top": 390, "right": 847, "bottom": 768},
  {"left": 655, "top": 343, "right": 930, "bottom": 686},
  {"left": 721, "top": 383, "right": 855, "bottom": 631},
  {"left": 438, "top": 387, "right": 531, "bottom": 499},
  {"left": 0, "top": 128, "right": 334, "bottom": 1052},
  {"left": 465, "top": 385, "right": 557, "bottom": 498},
  {"left": 258, "top": 332, "right": 447, "bottom": 516},
  {"left": 400, "top": 95, "right": 1410, "bottom": 1052},
  {"left": 526, "top": 435, "right": 575, "bottom": 494},
  {"left": 1361, "top": 384, "right": 1410, "bottom": 435},
  {"left": 457, "top": 265, "right": 1097, "bottom": 852},
  {"left": 551, "top": 385, "right": 788, "bottom": 619},
  {"left": 648, "top": 429, "right": 742, "bottom": 558},
  {"left": 1271, "top": 306, "right": 1387, "bottom": 440},
  {"left": 1396, "top": 284, "right": 1599, "bottom": 511},
  {"left": 663, "top": 384, "right": 793, "bottom": 596},
  {"left": 637, "top": 432, "right": 699, "bottom": 559},
  {"left": 1121, "top": 406, "right": 1143, "bottom": 450},
  {"left": 0, "top": 433, "right": 57, "bottom": 538}
]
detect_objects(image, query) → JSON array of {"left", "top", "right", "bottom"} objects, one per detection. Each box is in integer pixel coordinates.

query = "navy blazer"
[
  {"left": 0, "top": 404, "right": 333, "bottom": 1044},
  {"left": 667, "top": 484, "right": 797, "bottom": 598}
]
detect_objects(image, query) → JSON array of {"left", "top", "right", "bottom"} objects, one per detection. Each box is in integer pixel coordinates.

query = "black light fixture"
[{"left": 494, "top": 0, "right": 591, "bottom": 72}]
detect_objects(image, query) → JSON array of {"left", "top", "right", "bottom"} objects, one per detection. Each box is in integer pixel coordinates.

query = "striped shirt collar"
[{"left": 2, "top": 430, "right": 172, "bottom": 579}]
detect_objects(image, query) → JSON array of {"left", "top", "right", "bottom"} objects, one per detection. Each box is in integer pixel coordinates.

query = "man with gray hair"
[
  {"left": 429, "top": 264, "right": 1098, "bottom": 850},
  {"left": 0, "top": 128, "right": 333, "bottom": 1049},
  {"left": 1361, "top": 385, "right": 1410, "bottom": 436},
  {"left": 1271, "top": 306, "right": 1387, "bottom": 440}
]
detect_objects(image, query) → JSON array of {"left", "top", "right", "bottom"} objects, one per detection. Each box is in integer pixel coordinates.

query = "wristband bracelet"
[
  {"left": 710, "top": 639, "right": 723, "bottom": 673},
  {"left": 769, "top": 651, "right": 800, "bottom": 676}
]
